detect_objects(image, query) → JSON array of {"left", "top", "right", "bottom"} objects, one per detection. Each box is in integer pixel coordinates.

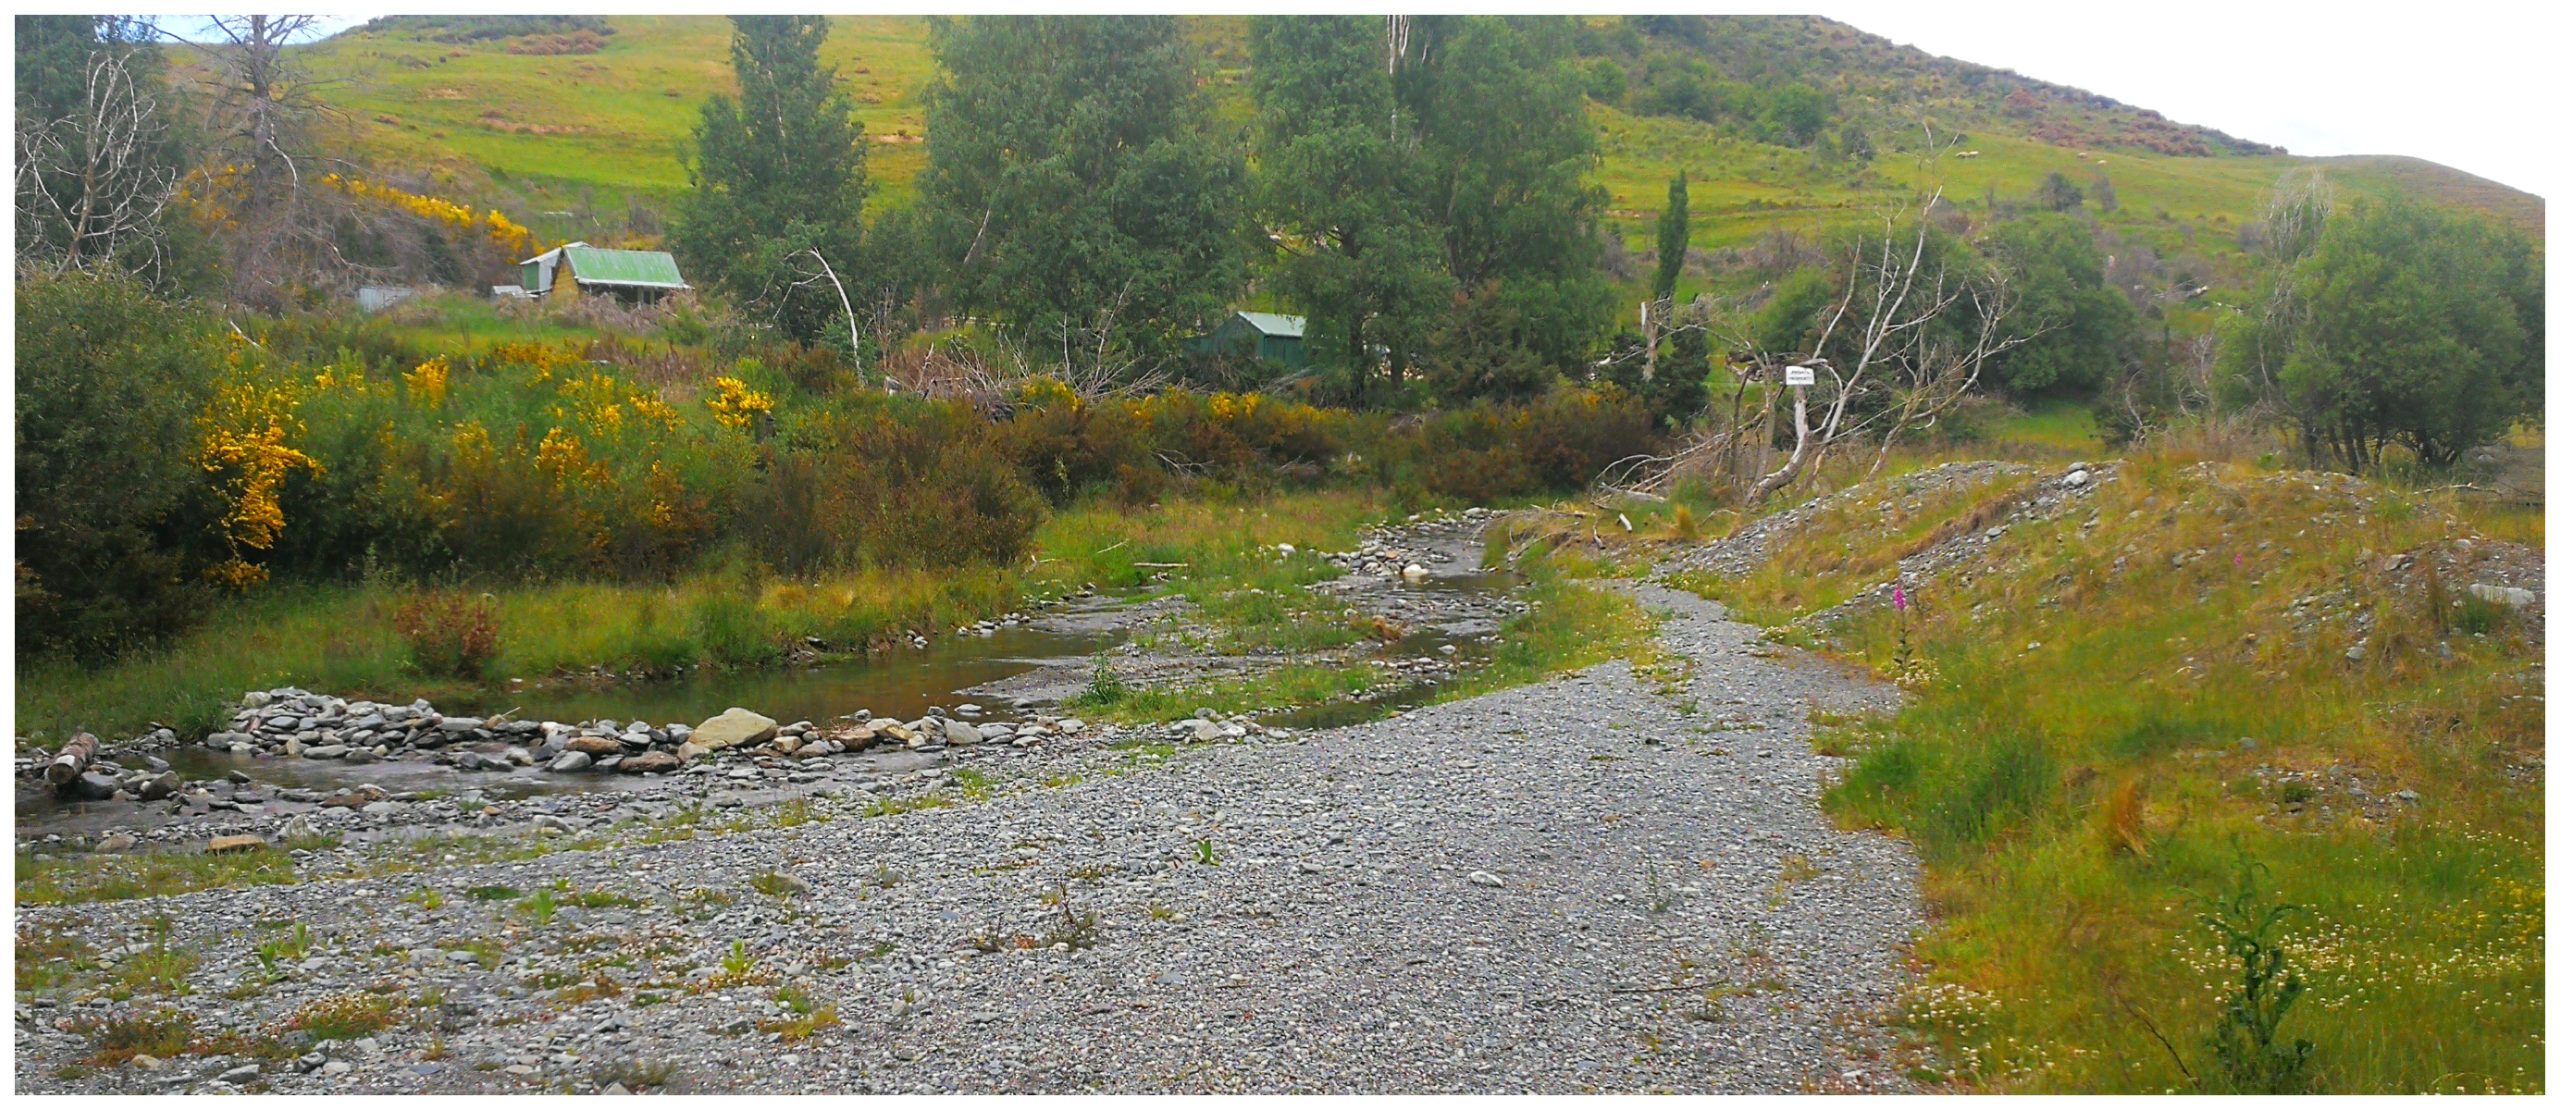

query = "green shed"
[
  {"left": 1187, "top": 311, "right": 1308, "bottom": 368},
  {"left": 518, "top": 242, "right": 691, "bottom": 304}
]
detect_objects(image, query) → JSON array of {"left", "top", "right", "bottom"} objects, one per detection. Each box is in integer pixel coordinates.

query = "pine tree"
[{"left": 672, "top": 16, "right": 869, "bottom": 345}]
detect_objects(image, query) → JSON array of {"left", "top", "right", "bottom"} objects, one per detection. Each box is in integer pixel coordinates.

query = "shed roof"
[
  {"left": 1233, "top": 311, "right": 1305, "bottom": 338},
  {"left": 561, "top": 245, "right": 688, "bottom": 289}
]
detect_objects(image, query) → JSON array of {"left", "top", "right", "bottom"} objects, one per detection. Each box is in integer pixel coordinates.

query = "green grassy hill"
[{"left": 204, "top": 14, "right": 2540, "bottom": 294}]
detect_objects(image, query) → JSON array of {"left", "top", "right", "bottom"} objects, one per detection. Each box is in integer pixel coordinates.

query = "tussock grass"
[{"left": 1682, "top": 456, "right": 2543, "bottom": 1093}]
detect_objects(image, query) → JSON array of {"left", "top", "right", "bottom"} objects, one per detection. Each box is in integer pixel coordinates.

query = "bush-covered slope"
[{"left": 186, "top": 14, "right": 2540, "bottom": 263}]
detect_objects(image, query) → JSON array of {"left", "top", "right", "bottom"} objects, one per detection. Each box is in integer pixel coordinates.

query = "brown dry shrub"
[{"left": 393, "top": 590, "right": 501, "bottom": 680}]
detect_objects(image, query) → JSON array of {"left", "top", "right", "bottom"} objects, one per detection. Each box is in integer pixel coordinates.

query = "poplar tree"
[{"left": 1651, "top": 171, "right": 1689, "bottom": 303}]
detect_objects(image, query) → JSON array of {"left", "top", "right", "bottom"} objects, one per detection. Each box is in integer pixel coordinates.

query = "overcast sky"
[
  {"left": 143, "top": 6, "right": 2550, "bottom": 200},
  {"left": 1825, "top": 2, "right": 2551, "bottom": 198}
]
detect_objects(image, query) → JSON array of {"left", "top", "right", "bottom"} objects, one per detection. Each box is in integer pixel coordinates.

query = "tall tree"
[
  {"left": 672, "top": 15, "right": 870, "bottom": 348},
  {"left": 1396, "top": 16, "right": 1615, "bottom": 385},
  {"left": 1650, "top": 171, "right": 1689, "bottom": 302},
  {"left": 15, "top": 15, "right": 98, "bottom": 125},
  {"left": 1250, "top": 14, "right": 1449, "bottom": 397},
  {"left": 200, "top": 15, "right": 335, "bottom": 308},
  {"left": 1984, "top": 214, "right": 2137, "bottom": 397},
  {"left": 2232, "top": 194, "right": 2541, "bottom": 471},
  {"left": 922, "top": 15, "right": 1249, "bottom": 372}
]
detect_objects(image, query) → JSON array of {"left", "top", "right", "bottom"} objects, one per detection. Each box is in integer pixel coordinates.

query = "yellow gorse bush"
[
  {"left": 321, "top": 173, "right": 536, "bottom": 257},
  {"left": 491, "top": 341, "right": 582, "bottom": 381},
  {"left": 403, "top": 357, "right": 450, "bottom": 407},
  {"left": 195, "top": 367, "right": 323, "bottom": 590},
  {"left": 706, "top": 376, "right": 775, "bottom": 429}
]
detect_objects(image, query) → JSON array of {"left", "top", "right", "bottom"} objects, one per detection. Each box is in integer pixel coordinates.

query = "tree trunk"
[
  {"left": 45, "top": 733, "right": 98, "bottom": 787},
  {"left": 1641, "top": 298, "right": 1659, "bottom": 383},
  {"left": 1747, "top": 384, "right": 1812, "bottom": 504}
]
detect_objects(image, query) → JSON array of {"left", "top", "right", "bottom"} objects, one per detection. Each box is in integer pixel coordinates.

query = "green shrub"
[{"left": 14, "top": 272, "right": 224, "bottom": 661}]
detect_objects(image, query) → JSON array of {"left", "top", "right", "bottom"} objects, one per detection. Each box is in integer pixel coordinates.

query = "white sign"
[{"left": 1784, "top": 364, "right": 1817, "bottom": 387}]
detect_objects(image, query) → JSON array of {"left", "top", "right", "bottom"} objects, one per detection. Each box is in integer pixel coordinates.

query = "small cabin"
[
  {"left": 518, "top": 242, "right": 690, "bottom": 304},
  {"left": 1186, "top": 311, "right": 1307, "bottom": 369}
]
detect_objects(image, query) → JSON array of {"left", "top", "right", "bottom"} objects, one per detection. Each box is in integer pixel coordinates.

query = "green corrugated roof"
[
  {"left": 563, "top": 245, "right": 688, "bottom": 289},
  {"left": 1235, "top": 311, "right": 1305, "bottom": 338}
]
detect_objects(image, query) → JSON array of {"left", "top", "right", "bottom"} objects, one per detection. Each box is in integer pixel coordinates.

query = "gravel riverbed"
[{"left": 16, "top": 584, "right": 1927, "bottom": 1094}]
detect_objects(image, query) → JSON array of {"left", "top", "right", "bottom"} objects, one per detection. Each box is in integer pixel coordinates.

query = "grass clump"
[
  {"left": 17, "top": 846, "right": 299, "bottom": 907},
  {"left": 758, "top": 984, "right": 840, "bottom": 1041},
  {"left": 284, "top": 992, "right": 399, "bottom": 1040},
  {"left": 80, "top": 1008, "right": 195, "bottom": 1065}
]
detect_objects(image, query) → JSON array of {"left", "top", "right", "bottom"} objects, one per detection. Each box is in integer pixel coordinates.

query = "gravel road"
[{"left": 17, "top": 584, "right": 1926, "bottom": 1094}]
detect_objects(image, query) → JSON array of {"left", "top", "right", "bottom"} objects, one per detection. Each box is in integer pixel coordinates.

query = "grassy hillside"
[{"left": 216, "top": 14, "right": 2539, "bottom": 272}]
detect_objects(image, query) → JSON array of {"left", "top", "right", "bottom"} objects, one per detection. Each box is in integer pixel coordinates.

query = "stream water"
[
  {"left": 19, "top": 558, "right": 1527, "bottom": 834},
  {"left": 442, "top": 623, "right": 1122, "bottom": 731}
]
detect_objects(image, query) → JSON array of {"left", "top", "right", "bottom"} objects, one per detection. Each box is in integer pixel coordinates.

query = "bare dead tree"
[
  {"left": 200, "top": 15, "right": 372, "bottom": 306},
  {"left": 15, "top": 38, "right": 177, "bottom": 274},
  {"left": 2232, "top": 170, "right": 2333, "bottom": 449},
  {"left": 772, "top": 247, "right": 862, "bottom": 372},
  {"left": 1744, "top": 190, "right": 2035, "bottom": 503}
]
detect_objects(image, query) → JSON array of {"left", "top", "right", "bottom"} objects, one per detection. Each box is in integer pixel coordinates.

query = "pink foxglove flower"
[{"left": 1892, "top": 583, "right": 1907, "bottom": 612}]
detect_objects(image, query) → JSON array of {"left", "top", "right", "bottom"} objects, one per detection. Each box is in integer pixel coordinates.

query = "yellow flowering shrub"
[
  {"left": 403, "top": 358, "right": 450, "bottom": 407},
  {"left": 706, "top": 376, "right": 775, "bottom": 429},
  {"left": 195, "top": 368, "right": 324, "bottom": 589},
  {"left": 321, "top": 173, "right": 536, "bottom": 258}
]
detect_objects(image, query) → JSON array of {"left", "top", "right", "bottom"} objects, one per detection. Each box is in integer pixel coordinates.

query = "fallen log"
[{"left": 44, "top": 732, "right": 98, "bottom": 788}]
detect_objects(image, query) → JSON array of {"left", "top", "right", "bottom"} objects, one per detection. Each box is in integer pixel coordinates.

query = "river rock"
[
  {"left": 619, "top": 752, "right": 680, "bottom": 775},
  {"left": 68, "top": 771, "right": 120, "bottom": 801},
  {"left": 206, "top": 834, "right": 268, "bottom": 854},
  {"left": 2467, "top": 583, "right": 2536, "bottom": 607},
  {"left": 437, "top": 716, "right": 485, "bottom": 733},
  {"left": 691, "top": 707, "right": 778, "bottom": 751},
  {"left": 303, "top": 745, "right": 350, "bottom": 761},
  {"left": 565, "top": 736, "right": 623, "bottom": 757},
  {"left": 674, "top": 740, "right": 712, "bottom": 763},
  {"left": 548, "top": 751, "right": 593, "bottom": 773},
  {"left": 944, "top": 721, "right": 984, "bottom": 747},
  {"left": 322, "top": 786, "right": 387, "bottom": 809},
  {"left": 341, "top": 747, "right": 381, "bottom": 765},
  {"left": 134, "top": 771, "right": 182, "bottom": 801}
]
